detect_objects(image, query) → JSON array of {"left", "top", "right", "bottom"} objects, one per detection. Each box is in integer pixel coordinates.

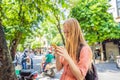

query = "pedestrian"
[
  {"left": 55, "top": 18, "right": 92, "bottom": 80},
  {"left": 28, "top": 50, "right": 34, "bottom": 69},
  {"left": 21, "top": 49, "right": 28, "bottom": 69},
  {"left": 109, "top": 51, "right": 114, "bottom": 62}
]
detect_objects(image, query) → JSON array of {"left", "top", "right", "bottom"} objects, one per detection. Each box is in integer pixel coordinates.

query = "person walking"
[
  {"left": 21, "top": 49, "right": 28, "bottom": 69},
  {"left": 55, "top": 18, "right": 92, "bottom": 80}
]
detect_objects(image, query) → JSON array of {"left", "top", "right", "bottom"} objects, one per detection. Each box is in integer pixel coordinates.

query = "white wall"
[{"left": 108, "top": 0, "right": 118, "bottom": 21}]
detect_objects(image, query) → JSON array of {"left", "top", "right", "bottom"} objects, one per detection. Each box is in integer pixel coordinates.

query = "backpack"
[
  {"left": 85, "top": 63, "right": 98, "bottom": 80},
  {"left": 78, "top": 44, "right": 98, "bottom": 80}
]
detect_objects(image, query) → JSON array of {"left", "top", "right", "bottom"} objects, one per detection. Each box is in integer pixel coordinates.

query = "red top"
[{"left": 59, "top": 46, "right": 92, "bottom": 80}]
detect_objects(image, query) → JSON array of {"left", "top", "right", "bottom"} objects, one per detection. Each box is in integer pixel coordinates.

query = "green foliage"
[
  {"left": 70, "top": 0, "right": 120, "bottom": 45},
  {"left": 0, "top": 0, "right": 52, "bottom": 50},
  {"left": 32, "top": 0, "right": 68, "bottom": 46},
  {"left": 39, "top": 18, "right": 60, "bottom": 45},
  {"left": 0, "top": 0, "right": 68, "bottom": 51},
  {"left": 50, "top": 34, "right": 63, "bottom": 45},
  {"left": 17, "top": 44, "right": 24, "bottom": 51},
  {"left": 31, "top": 41, "right": 41, "bottom": 49},
  {"left": 1, "top": 0, "right": 45, "bottom": 47}
]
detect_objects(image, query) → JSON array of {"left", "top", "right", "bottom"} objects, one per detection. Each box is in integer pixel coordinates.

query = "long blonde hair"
[{"left": 63, "top": 18, "right": 86, "bottom": 61}]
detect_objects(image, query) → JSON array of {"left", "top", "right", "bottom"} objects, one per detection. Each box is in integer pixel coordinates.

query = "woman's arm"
[
  {"left": 56, "top": 46, "right": 91, "bottom": 80},
  {"left": 66, "top": 56, "right": 84, "bottom": 80},
  {"left": 56, "top": 47, "right": 83, "bottom": 80},
  {"left": 55, "top": 54, "right": 63, "bottom": 71}
]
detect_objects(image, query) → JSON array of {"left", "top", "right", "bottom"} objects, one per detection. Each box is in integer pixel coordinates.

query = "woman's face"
[{"left": 63, "top": 25, "right": 70, "bottom": 39}]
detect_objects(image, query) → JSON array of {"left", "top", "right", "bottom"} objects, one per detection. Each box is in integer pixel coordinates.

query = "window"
[
  {"left": 117, "top": 0, "right": 120, "bottom": 16},
  {"left": 118, "top": 8, "right": 120, "bottom": 16},
  {"left": 117, "top": 2, "right": 120, "bottom": 8}
]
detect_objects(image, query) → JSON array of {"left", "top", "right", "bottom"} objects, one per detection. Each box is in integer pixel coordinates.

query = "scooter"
[
  {"left": 41, "top": 62, "right": 56, "bottom": 78},
  {"left": 116, "top": 56, "right": 120, "bottom": 69},
  {"left": 43, "top": 66, "right": 56, "bottom": 78},
  {"left": 19, "top": 69, "right": 38, "bottom": 80}
]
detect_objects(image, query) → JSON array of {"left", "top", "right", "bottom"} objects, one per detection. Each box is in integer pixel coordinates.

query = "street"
[
  {"left": 96, "top": 62, "right": 120, "bottom": 80},
  {"left": 31, "top": 55, "right": 120, "bottom": 80}
]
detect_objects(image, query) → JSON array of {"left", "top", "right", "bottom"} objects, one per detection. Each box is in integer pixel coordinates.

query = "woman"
[{"left": 55, "top": 18, "right": 92, "bottom": 80}]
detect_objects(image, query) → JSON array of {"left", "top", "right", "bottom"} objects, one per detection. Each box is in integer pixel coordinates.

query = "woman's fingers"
[
  {"left": 56, "top": 46, "right": 65, "bottom": 52},
  {"left": 56, "top": 51, "right": 63, "bottom": 56},
  {"left": 57, "top": 46, "right": 64, "bottom": 50},
  {"left": 55, "top": 46, "right": 67, "bottom": 57}
]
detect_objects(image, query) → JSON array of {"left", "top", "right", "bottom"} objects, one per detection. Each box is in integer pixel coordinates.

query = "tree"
[
  {"left": 2, "top": 0, "right": 51, "bottom": 60},
  {"left": 70, "top": 0, "right": 120, "bottom": 45},
  {"left": 0, "top": 0, "right": 68, "bottom": 79},
  {"left": 2, "top": 0, "right": 69, "bottom": 60},
  {"left": 0, "top": 1, "right": 16, "bottom": 79}
]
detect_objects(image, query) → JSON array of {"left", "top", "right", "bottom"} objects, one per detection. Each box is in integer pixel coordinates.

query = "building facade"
[
  {"left": 102, "top": 0, "right": 120, "bottom": 61},
  {"left": 108, "top": 0, "right": 120, "bottom": 20}
]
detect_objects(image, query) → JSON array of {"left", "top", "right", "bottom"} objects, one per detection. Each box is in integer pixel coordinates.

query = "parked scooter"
[
  {"left": 116, "top": 56, "right": 120, "bottom": 69},
  {"left": 19, "top": 69, "right": 38, "bottom": 80}
]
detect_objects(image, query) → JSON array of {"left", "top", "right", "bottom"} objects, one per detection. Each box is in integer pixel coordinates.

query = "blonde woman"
[{"left": 55, "top": 18, "right": 92, "bottom": 80}]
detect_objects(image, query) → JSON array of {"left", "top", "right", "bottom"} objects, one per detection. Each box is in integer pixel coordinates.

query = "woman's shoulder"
[
  {"left": 81, "top": 45, "right": 92, "bottom": 55},
  {"left": 82, "top": 44, "right": 91, "bottom": 50}
]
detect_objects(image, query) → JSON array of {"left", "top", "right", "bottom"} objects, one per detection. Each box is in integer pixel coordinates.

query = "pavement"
[
  {"left": 15, "top": 55, "right": 120, "bottom": 80},
  {"left": 95, "top": 62, "right": 120, "bottom": 80},
  {"left": 32, "top": 55, "right": 62, "bottom": 80}
]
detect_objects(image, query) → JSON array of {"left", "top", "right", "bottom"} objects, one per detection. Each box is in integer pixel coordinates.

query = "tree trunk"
[
  {"left": 91, "top": 44, "right": 96, "bottom": 63},
  {"left": 10, "top": 32, "right": 22, "bottom": 60},
  {"left": 100, "top": 42, "right": 104, "bottom": 61},
  {"left": 10, "top": 38, "right": 19, "bottom": 60},
  {"left": 0, "top": 21, "right": 16, "bottom": 80}
]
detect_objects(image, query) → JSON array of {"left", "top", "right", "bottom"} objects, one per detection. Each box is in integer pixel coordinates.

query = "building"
[
  {"left": 101, "top": 0, "right": 120, "bottom": 61},
  {"left": 102, "top": 39, "right": 120, "bottom": 60},
  {"left": 108, "top": 0, "right": 120, "bottom": 20}
]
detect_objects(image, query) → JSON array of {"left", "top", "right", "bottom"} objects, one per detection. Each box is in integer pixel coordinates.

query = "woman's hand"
[
  {"left": 56, "top": 46, "right": 70, "bottom": 61},
  {"left": 55, "top": 46, "right": 63, "bottom": 71}
]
